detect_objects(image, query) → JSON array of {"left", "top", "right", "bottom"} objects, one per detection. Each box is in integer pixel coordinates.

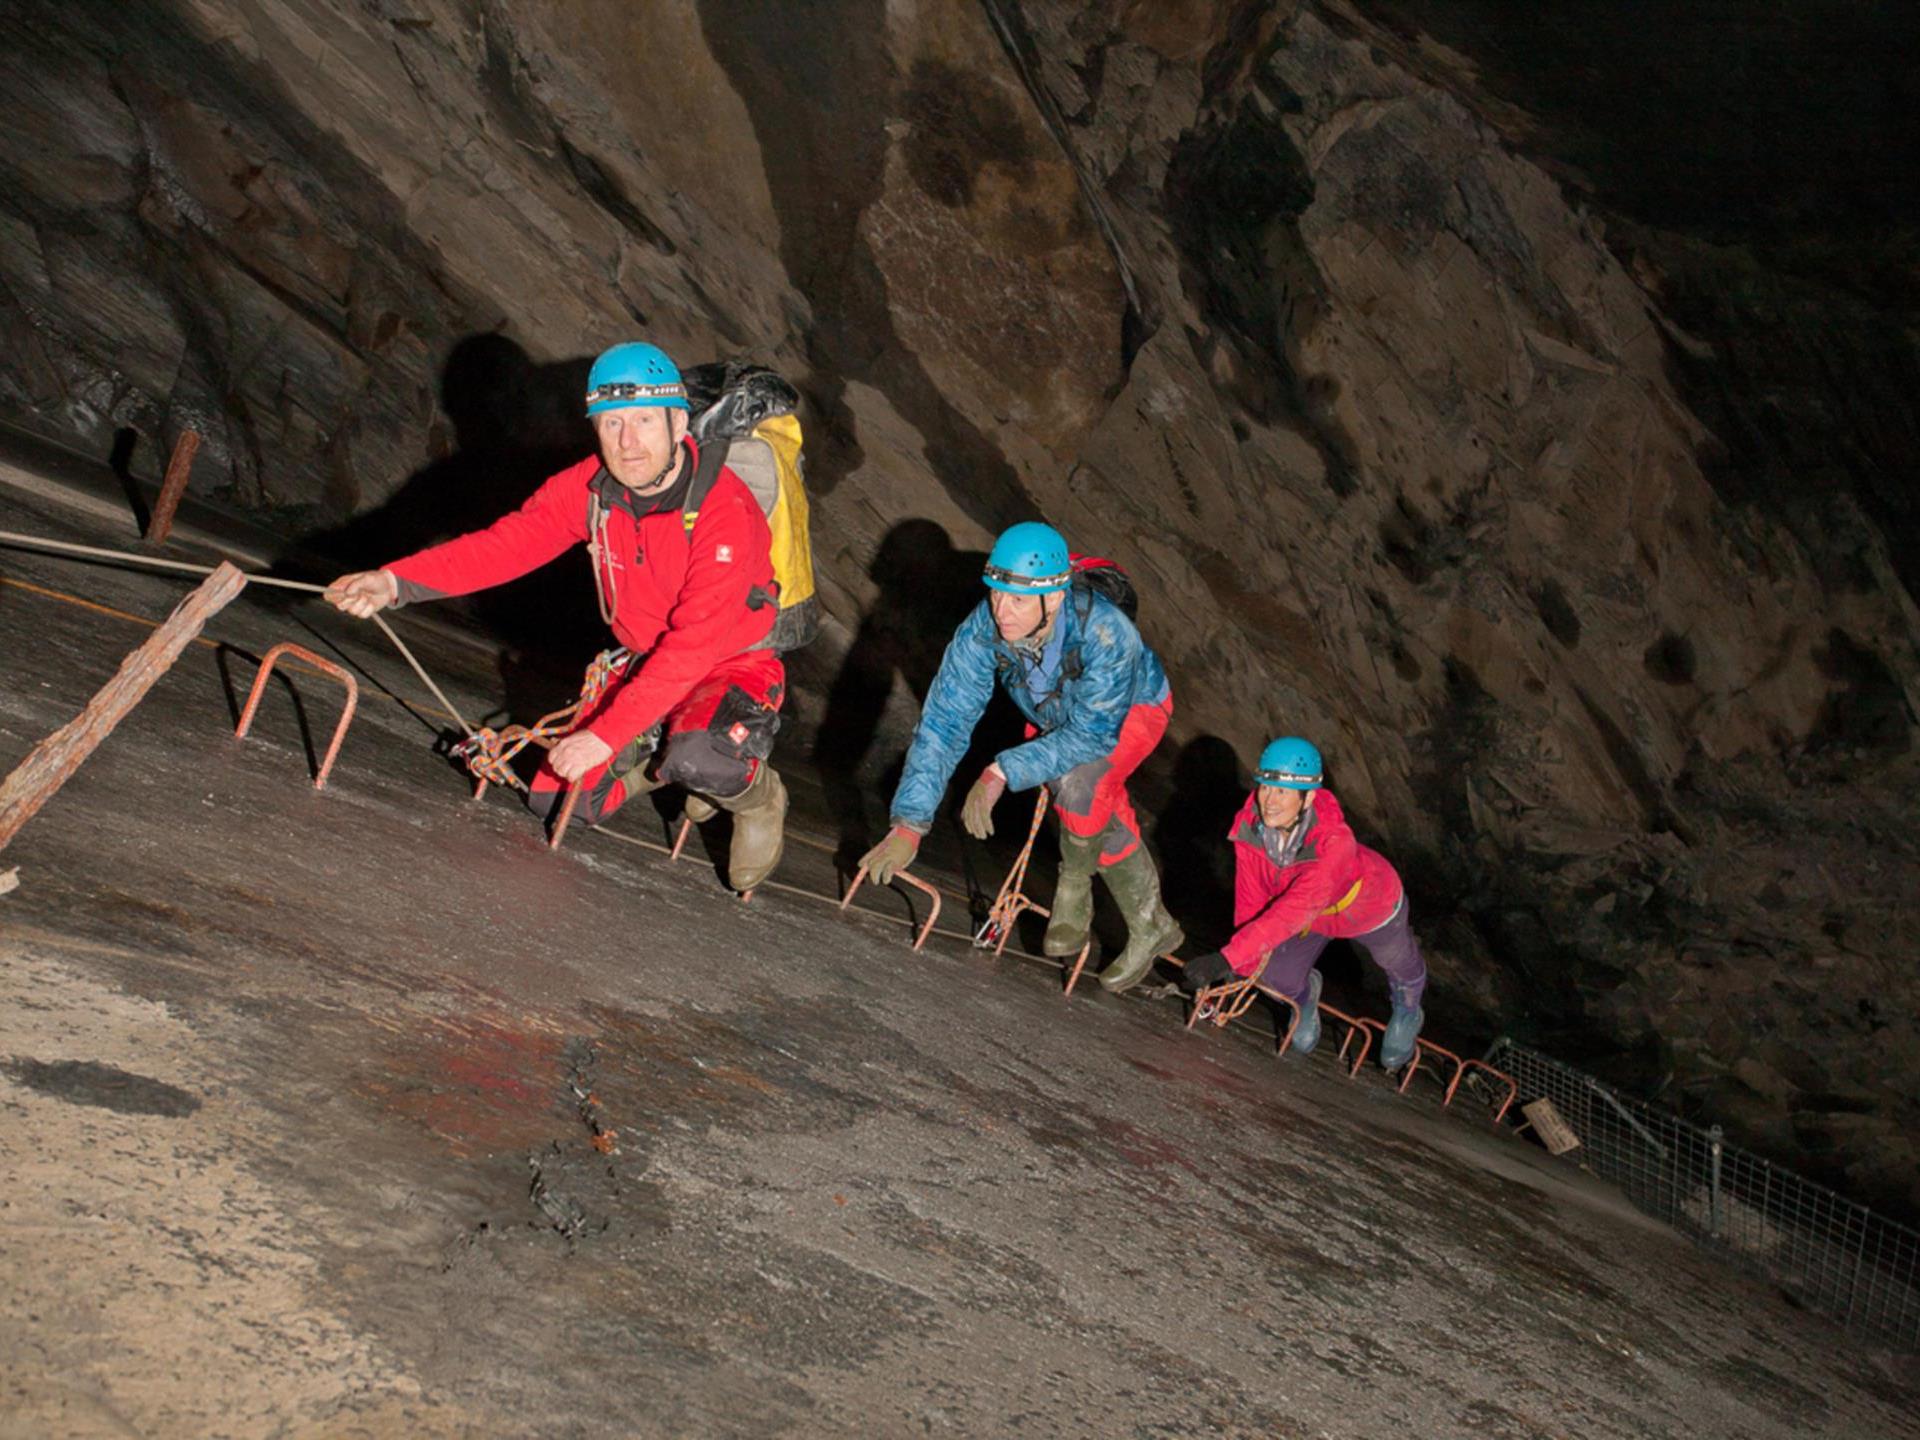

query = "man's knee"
[
  {"left": 661, "top": 684, "right": 780, "bottom": 796},
  {"left": 1051, "top": 758, "right": 1112, "bottom": 835},
  {"left": 658, "top": 730, "right": 755, "bottom": 797}
]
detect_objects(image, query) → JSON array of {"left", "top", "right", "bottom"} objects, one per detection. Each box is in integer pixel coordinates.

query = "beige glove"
[
  {"left": 960, "top": 764, "right": 1008, "bottom": 840},
  {"left": 860, "top": 826, "right": 922, "bottom": 886}
]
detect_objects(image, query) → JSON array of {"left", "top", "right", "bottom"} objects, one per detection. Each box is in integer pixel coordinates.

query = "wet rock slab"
[{"left": 0, "top": 515, "right": 1916, "bottom": 1436}]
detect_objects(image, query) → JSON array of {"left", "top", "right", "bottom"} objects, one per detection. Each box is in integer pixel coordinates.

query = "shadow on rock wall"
[{"left": 693, "top": 0, "right": 1037, "bottom": 536}]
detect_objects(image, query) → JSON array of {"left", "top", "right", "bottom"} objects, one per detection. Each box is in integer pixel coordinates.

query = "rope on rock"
[{"left": 0, "top": 528, "right": 479, "bottom": 737}]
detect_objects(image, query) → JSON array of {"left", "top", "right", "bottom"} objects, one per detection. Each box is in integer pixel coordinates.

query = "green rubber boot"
[
  {"left": 1096, "top": 845, "right": 1185, "bottom": 993},
  {"left": 1044, "top": 827, "right": 1099, "bottom": 957},
  {"left": 709, "top": 763, "right": 788, "bottom": 891}
]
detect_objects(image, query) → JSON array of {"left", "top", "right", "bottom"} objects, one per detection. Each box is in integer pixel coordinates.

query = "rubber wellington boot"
[
  {"left": 1044, "top": 827, "right": 1099, "bottom": 957},
  {"left": 1380, "top": 987, "right": 1424, "bottom": 1070},
  {"left": 709, "top": 763, "right": 788, "bottom": 891},
  {"left": 682, "top": 793, "right": 717, "bottom": 824},
  {"left": 1095, "top": 847, "right": 1185, "bottom": 993},
  {"left": 1288, "top": 971, "right": 1323, "bottom": 1055}
]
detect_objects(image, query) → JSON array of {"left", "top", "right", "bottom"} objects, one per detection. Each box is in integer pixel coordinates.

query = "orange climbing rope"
[
  {"left": 457, "top": 648, "right": 628, "bottom": 799},
  {"left": 973, "top": 788, "right": 1052, "bottom": 952}
]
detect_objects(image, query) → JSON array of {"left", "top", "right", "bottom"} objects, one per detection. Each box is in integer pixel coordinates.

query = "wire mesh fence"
[{"left": 1484, "top": 1038, "right": 1920, "bottom": 1349}]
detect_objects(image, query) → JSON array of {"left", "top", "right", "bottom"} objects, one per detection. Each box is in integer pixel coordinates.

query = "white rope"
[{"left": 0, "top": 527, "right": 478, "bottom": 737}]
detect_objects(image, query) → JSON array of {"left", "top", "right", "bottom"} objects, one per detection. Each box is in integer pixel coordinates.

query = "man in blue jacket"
[{"left": 858, "top": 522, "right": 1181, "bottom": 991}]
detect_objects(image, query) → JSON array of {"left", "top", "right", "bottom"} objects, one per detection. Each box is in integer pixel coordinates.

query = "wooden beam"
[{"left": 0, "top": 562, "right": 246, "bottom": 852}]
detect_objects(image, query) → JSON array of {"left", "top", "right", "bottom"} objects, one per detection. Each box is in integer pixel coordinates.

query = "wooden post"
[
  {"left": 0, "top": 563, "right": 246, "bottom": 853},
  {"left": 146, "top": 429, "right": 201, "bottom": 544}
]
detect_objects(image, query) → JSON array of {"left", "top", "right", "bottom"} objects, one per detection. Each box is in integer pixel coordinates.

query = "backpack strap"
[
  {"left": 679, "top": 436, "right": 731, "bottom": 535},
  {"left": 680, "top": 436, "right": 779, "bottom": 614}
]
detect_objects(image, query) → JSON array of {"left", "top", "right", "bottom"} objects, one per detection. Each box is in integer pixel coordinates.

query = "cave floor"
[{"left": 2, "top": 471, "right": 1917, "bottom": 1439}]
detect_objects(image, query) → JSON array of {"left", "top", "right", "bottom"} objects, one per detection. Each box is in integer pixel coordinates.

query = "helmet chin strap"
[
  {"left": 632, "top": 430, "right": 688, "bottom": 494},
  {"left": 1010, "top": 591, "right": 1058, "bottom": 646}
]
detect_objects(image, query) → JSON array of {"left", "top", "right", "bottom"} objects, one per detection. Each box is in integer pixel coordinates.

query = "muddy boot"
[
  {"left": 708, "top": 762, "right": 788, "bottom": 891},
  {"left": 1095, "top": 846, "right": 1185, "bottom": 993},
  {"left": 681, "top": 793, "right": 717, "bottom": 824},
  {"left": 1044, "top": 827, "right": 1099, "bottom": 957},
  {"left": 1380, "top": 984, "right": 1424, "bottom": 1070}
]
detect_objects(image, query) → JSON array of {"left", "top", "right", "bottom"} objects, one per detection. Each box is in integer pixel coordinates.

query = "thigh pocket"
[{"left": 708, "top": 685, "right": 782, "bottom": 760}]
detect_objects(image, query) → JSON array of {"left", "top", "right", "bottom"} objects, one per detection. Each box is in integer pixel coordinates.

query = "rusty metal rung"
[
  {"left": 233, "top": 642, "right": 359, "bottom": 791},
  {"left": 671, "top": 813, "right": 696, "bottom": 861},
  {"left": 840, "top": 864, "right": 941, "bottom": 952},
  {"left": 548, "top": 782, "right": 584, "bottom": 851},
  {"left": 1320, "top": 1003, "right": 1371, "bottom": 1076},
  {"left": 1453, "top": 1059, "right": 1519, "bottom": 1125},
  {"left": 1059, "top": 941, "right": 1095, "bottom": 996}
]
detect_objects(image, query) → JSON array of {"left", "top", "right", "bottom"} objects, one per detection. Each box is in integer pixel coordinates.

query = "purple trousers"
[{"left": 1262, "top": 900, "right": 1428, "bottom": 1009}]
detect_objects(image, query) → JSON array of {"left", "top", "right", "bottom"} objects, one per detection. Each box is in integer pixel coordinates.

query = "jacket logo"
[
  {"left": 728, "top": 722, "right": 750, "bottom": 745},
  {"left": 716, "top": 544, "right": 733, "bottom": 563}
]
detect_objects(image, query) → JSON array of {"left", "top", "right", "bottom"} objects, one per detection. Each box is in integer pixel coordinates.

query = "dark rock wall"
[{"left": 1, "top": 0, "right": 1915, "bottom": 1215}]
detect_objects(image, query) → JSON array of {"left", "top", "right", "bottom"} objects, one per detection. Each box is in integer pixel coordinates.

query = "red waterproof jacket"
[
  {"left": 1221, "top": 788, "right": 1404, "bottom": 975},
  {"left": 387, "top": 440, "right": 775, "bottom": 751}
]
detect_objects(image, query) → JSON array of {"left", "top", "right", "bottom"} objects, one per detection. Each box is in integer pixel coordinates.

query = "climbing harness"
[{"left": 456, "top": 648, "right": 628, "bottom": 797}]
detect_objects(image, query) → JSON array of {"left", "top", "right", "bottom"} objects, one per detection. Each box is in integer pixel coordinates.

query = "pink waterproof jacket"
[{"left": 1221, "top": 788, "right": 1404, "bottom": 976}]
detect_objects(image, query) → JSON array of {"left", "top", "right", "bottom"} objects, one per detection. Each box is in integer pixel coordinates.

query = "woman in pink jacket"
[{"left": 1178, "top": 736, "right": 1427, "bottom": 1068}]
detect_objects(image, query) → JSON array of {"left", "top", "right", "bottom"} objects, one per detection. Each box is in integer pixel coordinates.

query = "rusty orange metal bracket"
[
  {"left": 973, "top": 788, "right": 1051, "bottom": 955},
  {"left": 1456, "top": 1059, "right": 1519, "bottom": 1124},
  {"left": 1186, "top": 956, "right": 1270, "bottom": 1033},
  {"left": 1323, "top": 1003, "right": 1372, "bottom": 1075},
  {"left": 1183, "top": 961, "right": 1370, "bottom": 1075},
  {"left": 548, "top": 783, "right": 584, "bottom": 851},
  {"left": 670, "top": 813, "right": 697, "bottom": 861},
  {"left": 234, "top": 642, "right": 359, "bottom": 790},
  {"left": 1057, "top": 941, "right": 1098, "bottom": 997},
  {"left": 1350, "top": 1020, "right": 1517, "bottom": 1120},
  {"left": 840, "top": 864, "right": 941, "bottom": 952}
]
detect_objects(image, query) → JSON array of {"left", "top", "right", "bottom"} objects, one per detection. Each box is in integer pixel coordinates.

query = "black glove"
[{"left": 1178, "top": 951, "right": 1238, "bottom": 994}]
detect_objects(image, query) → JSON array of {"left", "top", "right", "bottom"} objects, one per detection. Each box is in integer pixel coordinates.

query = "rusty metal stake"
[
  {"left": 145, "top": 429, "right": 201, "bottom": 545},
  {"left": 1058, "top": 941, "right": 1096, "bottom": 997},
  {"left": 233, "top": 643, "right": 360, "bottom": 789},
  {"left": 0, "top": 563, "right": 245, "bottom": 854},
  {"left": 840, "top": 864, "right": 942, "bottom": 952},
  {"left": 548, "top": 783, "right": 585, "bottom": 851}
]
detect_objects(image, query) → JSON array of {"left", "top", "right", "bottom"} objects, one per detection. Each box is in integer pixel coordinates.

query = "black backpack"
[{"left": 1068, "top": 552, "right": 1138, "bottom": 621}]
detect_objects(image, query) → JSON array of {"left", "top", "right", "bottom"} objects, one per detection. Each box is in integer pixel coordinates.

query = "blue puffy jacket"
[{"left": 889, "top": 587, "right": 1171, "bottom": 832}]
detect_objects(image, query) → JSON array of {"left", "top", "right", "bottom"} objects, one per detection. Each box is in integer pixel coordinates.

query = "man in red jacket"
[
  {"left": 324, "top": 341, "right": 790, "bottom": 889},
  {"left": 1178, "top": 736, "right": 1428, "bottom": 1068}
]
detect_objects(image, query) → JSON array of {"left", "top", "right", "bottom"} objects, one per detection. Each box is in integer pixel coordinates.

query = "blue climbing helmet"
[
  {"left": 584, "top": 342, "right": 689, "bottom": 415},
  {"left": 983, "top": 521, "right": 1072, "bottom": 595},
  {"left": 1255, "top": 736, "right": 1323, "bottom": 790}
]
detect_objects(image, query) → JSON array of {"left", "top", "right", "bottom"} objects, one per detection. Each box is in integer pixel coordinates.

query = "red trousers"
[
  {"left": 1047, "top": 695, "right": 1172, "bottom": 866},
  {"left": 530, "top": 650, "right": 785, "bottom": 824}
]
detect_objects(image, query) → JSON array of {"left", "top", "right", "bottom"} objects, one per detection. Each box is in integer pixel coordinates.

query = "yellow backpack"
[{"left": 684, "top": 365, "right": 819, "bottom": 651}]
